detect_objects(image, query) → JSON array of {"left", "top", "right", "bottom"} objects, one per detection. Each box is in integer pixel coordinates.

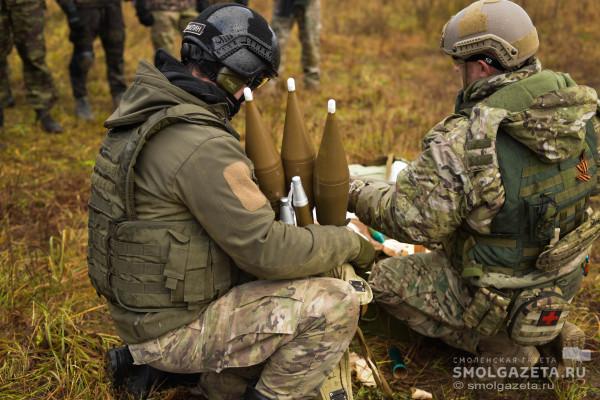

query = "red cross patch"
[{"left": 537, "top": 310, "right": 562, "bottom": 326}]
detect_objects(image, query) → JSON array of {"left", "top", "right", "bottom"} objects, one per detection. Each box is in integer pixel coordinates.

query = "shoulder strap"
[
  {"left": 484, "top": 70, "right": 572, "bottom": 112},
  {"left": 119, "top": 104, "right": 227, "bottom": 220}
]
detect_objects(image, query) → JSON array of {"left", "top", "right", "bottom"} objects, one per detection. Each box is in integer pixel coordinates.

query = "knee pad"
[{"left": 75, "top": 50, "right": 95, "bottom": 70}]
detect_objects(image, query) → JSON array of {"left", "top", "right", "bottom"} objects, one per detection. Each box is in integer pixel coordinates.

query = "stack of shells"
[{"left": 244, "top": 78, "right": 349, "bottom": 227}]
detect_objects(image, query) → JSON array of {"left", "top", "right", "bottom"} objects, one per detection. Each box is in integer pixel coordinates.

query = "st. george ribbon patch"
[{"left": 184, "top": 22, "right": 206, "bottom": 37}]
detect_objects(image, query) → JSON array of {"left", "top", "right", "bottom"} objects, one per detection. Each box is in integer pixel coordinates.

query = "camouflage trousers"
[
  {"left": 129, "top": 277, "right": 360, "bottom": 399},
  {"left": 150, "top": 8, "right": 197, "bottom": 56},
  {"left": 68, "top": 3, "right": 126, "bottom": 99},
  {"left": 271, "top": 0, "right": 320, "bottom": 86},
  {"left": 369, "top": 250, "right": 480, "bottom": 353},
  {"left": 0, "top": 0, "right": 57, "bottom": 110}
]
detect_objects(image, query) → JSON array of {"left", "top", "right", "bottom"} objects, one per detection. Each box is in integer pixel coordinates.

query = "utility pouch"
[
  {"left": 318, "top": 350, "right": 353, "bottom": 400},
  {"left": 508, "top": 286, "right": 570, "bottom": 346},
  {"left": 536, "top": 210, "right": 600, "bottom": 272},
  {"left": 462, "top": 287, "right": 510, "bottom": 336},
  {"left": 321, "top": 263, "right": 373, "bottom": 306}
]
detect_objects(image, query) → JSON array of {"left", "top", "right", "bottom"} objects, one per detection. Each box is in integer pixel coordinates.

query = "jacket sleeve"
[
  {"left": 173, "top": 134, "right": 362, "bottom": 280},
  {"left": 351, "top": 115, "right": 504, "bottom": 245}
]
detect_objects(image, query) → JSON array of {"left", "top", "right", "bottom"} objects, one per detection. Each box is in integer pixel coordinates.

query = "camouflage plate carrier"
[{"left": 450, "top": 70, "right": 599, "bottom": 345}]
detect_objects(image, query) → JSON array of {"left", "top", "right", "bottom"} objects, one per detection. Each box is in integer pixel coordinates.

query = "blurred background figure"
[
  {"left": 271, "top": 0, "right": 320, "bottom": 90},
  {"left": 196, "top": 0, "right": 248, "bottom": 13},
  {"left": 58, "top": 0, "right": 126, "bottom": 120},
  {"left": 134, "top": 0, "right": 197, "bottom": 56},
  {"left": 0, "top": 0, "right": 63, "bottom": 133}
]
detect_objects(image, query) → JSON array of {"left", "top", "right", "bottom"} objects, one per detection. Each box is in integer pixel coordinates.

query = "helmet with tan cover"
[{"left": 441, "top": 0, "right": 539, "bottom": 70}]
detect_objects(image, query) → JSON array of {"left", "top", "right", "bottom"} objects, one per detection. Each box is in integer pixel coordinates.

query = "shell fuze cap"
[
  {"left": 181, "top": 4, "right": 280, "bottom": 82},
  {"left": 441, "top": 0, "right": 539, "bottom": 70}
]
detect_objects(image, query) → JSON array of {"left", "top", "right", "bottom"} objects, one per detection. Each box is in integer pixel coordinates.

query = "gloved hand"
[
  {"left": 348, "top": 178, "right": 366, "bottom": 213},
  {"left": 135, "top": 0, "right": 154, "bottom": 26},
  {"left": 349, "top": 234, "right": 376, "bottom": 269}
]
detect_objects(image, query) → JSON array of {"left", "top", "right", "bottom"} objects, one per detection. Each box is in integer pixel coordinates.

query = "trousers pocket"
[
  {"left": 228, "top": 280, "right": 306, "bottom": 340},
  {"left": 462, "top": 287, "right": 510, "bottom": 336}
]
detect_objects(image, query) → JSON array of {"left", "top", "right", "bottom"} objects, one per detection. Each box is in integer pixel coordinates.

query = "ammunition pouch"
[
  {"left": 536, "top": 210, "right": 600, "bottom": 272},
  {"left": 318, "top": 350, "right": 353, "bottom": 400},
  {"left": 462, "top": 287, "right": 510, "bottom": 336},
  {"left": 88, "top": 210, "right": 236, "bottom": 313},
  {"left": 321, "top": 263, "right": 373, "bottom": 306},
  {"left": 507, "top": 286, "right": 570, "bottom": 346}
]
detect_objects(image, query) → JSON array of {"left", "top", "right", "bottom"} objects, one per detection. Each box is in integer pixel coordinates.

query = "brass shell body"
[
  {"left": 245, "top": 98, "right": 286, "bottom": 212},
  {"left": 314, "top": 111, "right": 349, "bottom": 226},
  {"left": 281, "top": 90, "right": 316, "bottom": 208}
]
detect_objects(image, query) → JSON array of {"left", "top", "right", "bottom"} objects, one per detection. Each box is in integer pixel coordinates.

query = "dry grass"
[{"left": 1, "top": 0, "right": 600, "bottom": 399}]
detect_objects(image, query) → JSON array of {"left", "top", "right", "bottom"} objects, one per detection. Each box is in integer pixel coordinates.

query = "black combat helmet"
[{"left": 181, "top": 4, "right": 280, "bottom": 93}]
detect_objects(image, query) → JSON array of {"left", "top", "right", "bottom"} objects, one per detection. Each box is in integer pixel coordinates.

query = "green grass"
[{"left": 1, "top": 0, "right": 600, "bottom": 398}]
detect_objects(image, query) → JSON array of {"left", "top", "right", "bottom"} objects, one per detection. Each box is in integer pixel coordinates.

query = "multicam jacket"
[{"left": 350, "top": 59, "right": 599, "bottom": 279}]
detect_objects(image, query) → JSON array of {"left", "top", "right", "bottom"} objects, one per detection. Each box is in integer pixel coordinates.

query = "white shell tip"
[
  {"left": 328, "top": 99, "right": 336, "bottom": 114},
  {"left": 292, "top": 176, "right": 301, "bottom": 183},
  {"left": 243, "top": 87, "right": 253, "bottom": 101},
  {"left": 287, "top": 78, "right": 296, "bottom": 92}
]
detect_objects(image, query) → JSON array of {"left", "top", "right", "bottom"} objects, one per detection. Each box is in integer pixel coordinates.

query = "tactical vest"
[
  {"left": 451, "top": 71, "right": 598, "bottom": 281},
  {"left": 88, "top": 104, "right": 241, "bottom": 313}
]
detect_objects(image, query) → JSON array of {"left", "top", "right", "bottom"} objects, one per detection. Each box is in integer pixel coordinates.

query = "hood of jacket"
[
  {"left": 104, "top": 53, "right": 232, "bottom": 130},
  {"left": 459, "top": 58, "right": 598, "bottom": 163}
]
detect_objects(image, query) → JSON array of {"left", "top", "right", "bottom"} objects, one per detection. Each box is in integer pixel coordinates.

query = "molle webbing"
[
  {"left": 88, "top": 104, "right": 237, "bottom": 314},
  {"left": 456, "top": 71, "right": 597, "bottom": 278}
]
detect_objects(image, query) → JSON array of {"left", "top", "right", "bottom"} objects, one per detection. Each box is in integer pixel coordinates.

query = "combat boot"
[
  {"left": 477, "top": 333, "right": 540, "bottom": 382},
  {"left": 546, "top": 321, "right": 586, "bottom": 368},
  {"left": 35, "top": 109, "right": 63, "bottom": 134},
  {"left": 106, "top": 346, "right": 200, "bottom": 399},
  {"left": 74, "top": 97, "right": 94, "bottom": 121},
  {"left": 244, "top": 386, "right": 272, "bottom": 400},
  {"left": 5, "top": 94, "right": 15, "bottom": 108},
  {"left": 303, "top": 72, "right": 320, "bottom": 91}
]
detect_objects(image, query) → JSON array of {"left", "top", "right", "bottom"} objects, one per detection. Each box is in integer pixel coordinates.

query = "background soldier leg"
[
  {"left": 99, "top": 2, "right": 126, "bottom": 107},
  {"left": 270, "top": 0, "right": 295, "bottom": 76},
  {"left": 10, "top": 0, "right": 57, "bottom": 112},
  {"left": 150, "top": 10, "right": 179, "bottom": 55},
  {"left": 11, "top": 0, "right": 60, "bottom": 132},
  {"left": 0, "top": 3, "right": 13, "bottom": 128},
  {"left": 297, "top": 0, "right": 320, "bottom": 88},
  {"left": 69, "top": 6, "right": 98, "bottom": 120},
  {"left": 369, "top": 251, "right": 480, "bottom": 353},
  {"left": 129, "top": 278, "right": 360, "bottom": 400}
]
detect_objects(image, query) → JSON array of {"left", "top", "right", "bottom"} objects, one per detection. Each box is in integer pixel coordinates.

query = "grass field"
[{"left": 1, "top": 0, "right": 599, "bottom": 399}]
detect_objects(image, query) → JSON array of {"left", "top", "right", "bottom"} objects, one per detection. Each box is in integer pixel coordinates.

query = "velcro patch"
[
  {"left": 223, "top": 161, "right": 267, "bottom": 212},
  {"left": 184, "top": 22, "right": 206, "bottom": 37},
  {"left": 537, "top": 310, "right": 562, "bottom": 326},
  {"left": 329, "top": 389, "right": 347, "bottom": 400}
]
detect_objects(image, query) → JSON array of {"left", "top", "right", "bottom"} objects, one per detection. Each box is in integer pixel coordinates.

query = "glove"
[
  {"left": 348, "top": 178, "right": 366, "bottom": 213},
  {"left": 349, "top": 234, "right": 376, "bottom": 270},
  {"left": 135, "top": 0, "right": 154, "bottom": 26}
]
